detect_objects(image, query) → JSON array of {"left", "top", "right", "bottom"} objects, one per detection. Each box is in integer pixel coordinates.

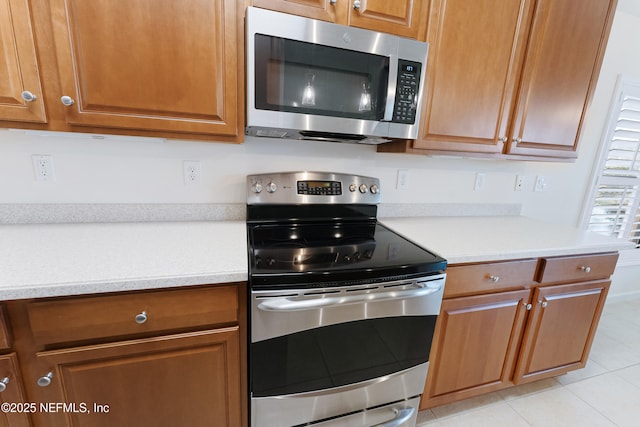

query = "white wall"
[{"left": 1, "top": 8, "right": 640, "bottom": 231}]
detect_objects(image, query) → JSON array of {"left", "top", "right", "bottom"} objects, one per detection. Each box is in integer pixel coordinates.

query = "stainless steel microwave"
[{"left": 245, "top": 7, "right": 429, "bottom": 145}]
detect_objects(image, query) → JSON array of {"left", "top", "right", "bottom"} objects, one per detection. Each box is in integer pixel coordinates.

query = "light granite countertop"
[
  {"left": 0, "top": 221, "right": 247, "bottom": 300},
  {"left": 380, "top": 216, "right": 633, "bottom": 264},
  {"left": 0, "top": 215, "right": 631, "bottom": 301}
]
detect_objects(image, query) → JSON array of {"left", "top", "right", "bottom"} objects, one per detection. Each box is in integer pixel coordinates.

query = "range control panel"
[
  {"left": 247, "top": 172, "right": 381, "bottom": 205},
  {"left": 391, "top": 60, "right": 422, "bottom": 124}
]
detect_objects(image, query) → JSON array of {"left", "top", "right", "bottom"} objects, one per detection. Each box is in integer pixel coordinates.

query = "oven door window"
[
  {"left": 254, "top": 34, "right": 389, "bottom": 120},
  {"left": 251, "top": 316, "right": 436, "bottom": 397}
]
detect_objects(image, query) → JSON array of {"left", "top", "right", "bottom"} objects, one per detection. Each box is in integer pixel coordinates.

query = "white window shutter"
[{"left": 584, "top": 77, "right": 640, "bottom": 248}]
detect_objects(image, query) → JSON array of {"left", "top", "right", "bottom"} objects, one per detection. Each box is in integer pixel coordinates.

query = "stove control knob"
[
  {"left": 349, "top": 183, "right": 357, "bottom": 192},
  {"left": 266, "top": 182, "right": 278, "bottom": 193},
  {"left": 359, "top": 184, "right": 368, "bottom": 193},
  {"left": 370, "top": 184, "right": 379, "bottom": 194},
  {"left": 251, "top": 182, "right": 263, "bottom": 193}
]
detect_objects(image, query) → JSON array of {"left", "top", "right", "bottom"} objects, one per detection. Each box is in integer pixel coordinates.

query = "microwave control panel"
[{"left": 392, "top": 60, "right": 422, "bottom": 124}]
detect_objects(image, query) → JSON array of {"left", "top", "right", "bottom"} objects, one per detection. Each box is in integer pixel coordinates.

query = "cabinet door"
[
  {"left": 348, "top": 0, "right": 426, "bottom": 39},
  {"left": 421, "top": 289, "right": 531, "bottom": 409},
  {"left": 507, "top": 0, "right": 615, "bottom": 158},
  {"left": 0, "top": 353, "right": 31, "bottom": 427},
  {"left": 48, "top": 0, "right": 240, "bottom": 137},
  {"left": 0, "top": 0, "right": 46, "bottom": 123},
  {"left": 414, "top": 0, "right": 534, "bottom": 154},
  {"left": 514, "top": 280, "right": 610, "bottom": 384},
  {"left": 33, "top": 328, "right": 241, "bottom": 427},
  {"left": 251, "top": 0, "right": 346, "bottom": 23}
]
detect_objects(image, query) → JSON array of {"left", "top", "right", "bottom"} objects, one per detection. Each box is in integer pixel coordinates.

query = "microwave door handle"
[{"left": 382, "top": 55, "right": 399, "bottom": 122}]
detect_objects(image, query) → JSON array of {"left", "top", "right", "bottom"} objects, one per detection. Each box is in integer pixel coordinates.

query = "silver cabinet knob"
[
  {"left": 60, "top": 95, "right": 75, "bottom": 106},
  {"left": 489, "top": 275, "right": 500, "bottom": 283},
  {"left": 498, "top": 136, "right": 508, "bottom": 143},
  {"left": 21, "top": 91, "right": 37, "bottom": 102},
  {"left": 0, "top": 377, "right": 9, "bottom": 392},
  {"left": 330, "top": 0, "right": 336, "bottom": 4},
  {"left": 523, "top": 302, "right": 532, "bottom": 310},
  {"left": 37, "top": 372, "right": 53, "bottom": 387},
  {"left": 539, "top": 300, "right": 548, "bottom": 308},
  {"left": 513, "top": 137, "right": 522, "bottom": 143},
  {"left": 580, "top": 266, "right": 592, "bottom": 273},
  {"left": 353, "top": 0, "right": 361, "bottom": 9},
  {"left": 135, "top": 311, "right": 148, "bottom": 324}
]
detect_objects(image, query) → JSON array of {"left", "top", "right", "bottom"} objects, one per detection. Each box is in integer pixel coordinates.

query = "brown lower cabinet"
[
  {"left": 421, "top": 252, "right": 618, "bottom": 409},
  {"left": 1, "top": 283, "right": 246, "bottom": 427}
]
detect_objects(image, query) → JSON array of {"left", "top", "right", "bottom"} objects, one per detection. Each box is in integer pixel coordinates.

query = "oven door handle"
[
  {"left": 257, "top": 283, "right": 442, "bottom": 312},
  {"left": 372, "top": 407, "right": 415, "bottom": 427}
]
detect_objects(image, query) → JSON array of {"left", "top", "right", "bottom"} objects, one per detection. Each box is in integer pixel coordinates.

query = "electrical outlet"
[
  {"left": 32, "top": 155, "right": 55, "bottom": 182},
  {"left": 474, "top": 173, "right": 485, "bottom": 191},
  {"left": 515, "top": 175, "right": 525, "bottom": 191},
  {"left": 397, "top": 169, "right": 409, "bottom": 190},
  {"left": 534, "top": 175, "right": 547, "bottom": 192},
  {"left": 183, "top": 161, "right": 201, "bottom": 185}
]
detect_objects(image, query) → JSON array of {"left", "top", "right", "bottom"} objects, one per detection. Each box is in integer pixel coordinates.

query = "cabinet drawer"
[
  {"left": 444, "top": 259, "right": 539, "bottom": 298},
  {"left": 538, "top": 252, "right": 619, "bottom": 284},
  {"left": 27, "top": 285, "right": 239, "bottom": 346}
]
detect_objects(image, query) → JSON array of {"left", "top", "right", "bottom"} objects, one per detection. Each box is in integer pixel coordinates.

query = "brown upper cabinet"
[
  {"left": 251, "top": 0, "right": 427, "bottom": 39},
  {"left": 385, "top": 0, "right": 617, "bottom": 160},
  {"left": 0, "top": 0, "right": 243, "bottom": 141},
  {"left": 0, "top": 0, "right": 47, "bottom": 123}
]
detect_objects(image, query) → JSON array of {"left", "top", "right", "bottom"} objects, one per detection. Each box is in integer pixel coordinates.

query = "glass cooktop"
[{"left": 248, "top": 221, "right": 446, "bottom": 289}]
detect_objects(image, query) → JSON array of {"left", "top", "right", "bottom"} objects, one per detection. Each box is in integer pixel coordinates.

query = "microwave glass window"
[{"left": 255, "top": 34, "right": 389, "bottom": 120}]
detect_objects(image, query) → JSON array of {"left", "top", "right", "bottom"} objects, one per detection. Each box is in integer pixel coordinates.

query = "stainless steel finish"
[
  {"left": 370, "top": 184, "right": 379, "bottom": 194},
  {"left": 37, "top": 372, "right": 53, "bottom": 387},
  {"left": 0, "top": 377, "right": 8, "bottom": 392},
  {"left": 60, "top": 95, "right": 75, "bottom": 106},
  {"left": 257, "top": 281, "right": 443, "bottom": 312},
  {"left": 353, "top": 0, "right": 361, "bottom": 9},
  {"left": 382, "top": 54, "right": 399, "bottom": 123},
  {"left": 539, "top": 300, "right": 548, "bottom": 308},
  {"left": 251, "top": 365, "right": 425, "bottom": 427},
  {"left": 489, "top": 275, "right": 500, "bottom": 283},
  {"left": 247, "top": 172, "right": 381, "bottom": 205},
  {"left": 359, "top": 183, "right": 368, "bottom": 193},
  {"left": 245, "top": 6, "right": 428, "bottom": 144},
  {"left": 310, "top": 397, "right": 419, "bottom": 427},
  {"left": 252, "top": 273, "right": 445, "bottom": 342},
  {"left": 580, "top": 266, "right": 592, "bottom": 273},
  {"left": 21, "top": 91, "right": 37, "bottom": 102},
  {"left": 135, "top": 311, "right": 148, "bottom": 324},
  {"left": 372, "top": 408, "right": 415, "bottom": 427}
]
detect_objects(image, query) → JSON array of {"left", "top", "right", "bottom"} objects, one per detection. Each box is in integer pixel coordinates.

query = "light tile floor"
[{"left": 417, "top": 293, "right": 640, "bottom": 427}]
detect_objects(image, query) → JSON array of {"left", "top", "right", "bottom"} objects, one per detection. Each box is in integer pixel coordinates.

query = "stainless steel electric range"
[{"left": 246, "top": 172, "right": 447, "bottom": 427}]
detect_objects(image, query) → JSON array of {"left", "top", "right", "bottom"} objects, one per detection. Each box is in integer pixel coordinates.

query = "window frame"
[{"left": 580, "top": 75, "right": 640, "bottom": 267}]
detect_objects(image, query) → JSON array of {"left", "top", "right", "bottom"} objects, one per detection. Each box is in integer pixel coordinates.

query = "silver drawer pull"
[
  {"left": 489, "top": 275, "right": 500, "bottom": 283},
  {"left": 135, "top": 311, "right": 148, "bottom": 324},
  {"left": 21, "top": 91, "right": 37, "bottom": 102},
  {"left": 0, "top": 377, "right": 9, "bottom": 392},
  {"left": 258, "top": 284, "right": 442, "bottom": 312},
  {"left": 60, "top": 95, "right": 75, "bottom": 106},
  {"left": 372, "top": 407, "right": 415, "bottom": 427},
  {"left": 580, "top": 266, "right": 591, "bottom": 273},
  {"left": 37, "top": 372, "right": 53, "bottom": 387}
]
